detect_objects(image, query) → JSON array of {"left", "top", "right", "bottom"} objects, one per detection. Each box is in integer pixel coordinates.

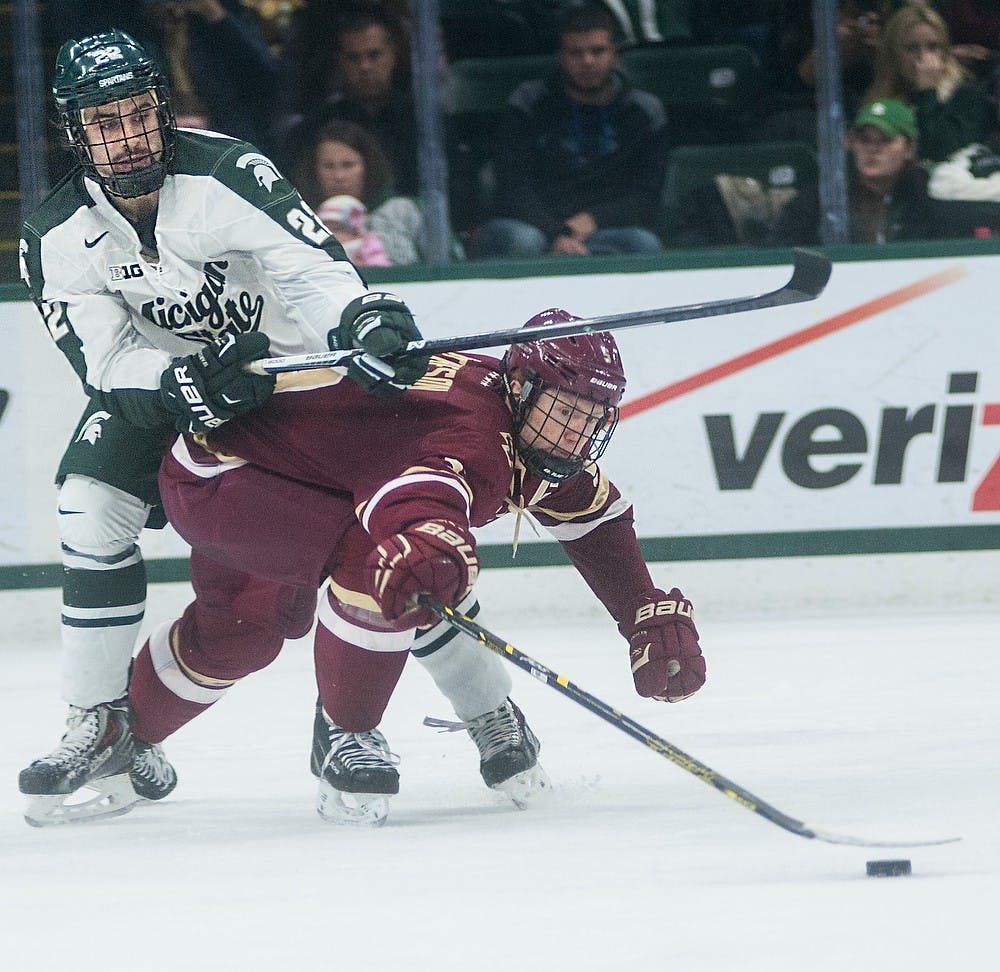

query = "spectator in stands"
[
  {"left": 315, "top": 195, "right": 393, "bottom": 267},
  {"left": 923, "top": 55, "right": 1000, "bottom": 236},
  {"left": 469, "top": 3, "right": 666, "bottom": 259},
  {"left": 772, "top": 98, "right": 940, "bottom": 244},
  {"left": 941, "top": 0, "right": 998, "bottom": 80},
  {"left": 763, "top": 0, "right": 885, "bottom": 139},
  {"left": 283, "top": 1, "right": 412, "bottom": 115},
  {"left": 296, "top": 120, "right": 460, "bottom": 265},
  {"left": 147, "top": 0, "right": 289, "bottom": 152},
  {"left": 865, "top": 4, "right": 996, "bottom": 163},
  {"left": 281, "top": 5, "right": 419, "bottom": 194}
]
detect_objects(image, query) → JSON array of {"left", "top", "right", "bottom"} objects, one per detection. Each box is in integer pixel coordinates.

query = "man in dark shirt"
[
  {"left": 282, "top": 7, "right": 418, "bottom": 195},
  {"left": 773, "top": 98, "right": 940, "bottom": 244},
  {"left": 471, "top": 3, "right": 668, "bottom": 258}
]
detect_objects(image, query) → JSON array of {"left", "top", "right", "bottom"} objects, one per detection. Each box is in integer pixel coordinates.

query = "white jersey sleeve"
[
  {"left": 190, "top": 136, "right": 367, "bottom": 351},
  {"left": 20, "top": 132, "right": 371, "bottom": 429}
]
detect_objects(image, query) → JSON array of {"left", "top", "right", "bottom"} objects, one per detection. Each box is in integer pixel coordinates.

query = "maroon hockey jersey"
[{"left": 176, "top": 351, "right": 656, "bottom": 626}]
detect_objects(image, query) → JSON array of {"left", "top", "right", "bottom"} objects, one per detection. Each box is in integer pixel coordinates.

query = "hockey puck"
[{"left": 866, "top": 859, "right": 911, "bottom": 877}]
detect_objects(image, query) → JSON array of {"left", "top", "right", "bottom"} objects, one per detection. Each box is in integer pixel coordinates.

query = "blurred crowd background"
[{"left": 3, "top": 0, "right": 1000, "bottom": 276}]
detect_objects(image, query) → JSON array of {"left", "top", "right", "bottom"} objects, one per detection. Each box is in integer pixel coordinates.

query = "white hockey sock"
[
  {"left": 60, "top": 545, "right": 145, "bottom": 708},
  {"left": 411, "top": 593, "right": 512, "bottom": 722}
]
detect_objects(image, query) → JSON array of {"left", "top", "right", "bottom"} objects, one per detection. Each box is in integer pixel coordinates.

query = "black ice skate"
[
  {"left": 18, "top": 699, "right": 140, "bottom": 827},
  {"left": 311, "top": 700, "right": 399, "bottom": 827},
  {"left": 425, "top": 698, "right": 550, "bottom": 808},
  {"left": 130, "top": 740, "right": 178, "bottom": 801}
]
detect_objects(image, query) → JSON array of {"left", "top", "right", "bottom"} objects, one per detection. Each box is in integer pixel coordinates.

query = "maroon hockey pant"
[{"left": 130, "top": 453, "right": 412, "bottom": 743}]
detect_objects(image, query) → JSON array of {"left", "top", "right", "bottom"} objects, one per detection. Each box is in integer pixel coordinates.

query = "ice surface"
[{"left": 1, "top": 584, "right": 996, "bottom": 971}]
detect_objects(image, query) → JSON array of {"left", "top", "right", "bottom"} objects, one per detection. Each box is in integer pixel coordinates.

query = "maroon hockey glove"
[
  {"left": 366, "top": 520, "right": 480, "bottom": 628},
  {"left": 620, "top": 588, "right": 705, "bottom": 702}
]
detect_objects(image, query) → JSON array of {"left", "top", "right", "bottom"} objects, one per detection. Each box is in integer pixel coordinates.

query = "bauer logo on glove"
[
  {"left": 634, "top": 596, "right": 693, "bottom": 624},
  {"left": 366, "top": 519, "right": 479, "bottom": 628},
  {"left": 621, "top": 588, "right": 706, "bottom": 703}
]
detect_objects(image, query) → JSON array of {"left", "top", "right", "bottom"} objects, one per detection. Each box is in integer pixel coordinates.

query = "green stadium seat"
[
  {"left": 620, "top": 44, "right": 761, "bottom": 144},
  {"left": 448, "top": 56, "right": 553, "bottom": 117},
  {"left": 661, "top": 141, "right": 818, "bottom": 244},
  {"left": 447, "top": 56, "right": 553, "bottom": 229}
]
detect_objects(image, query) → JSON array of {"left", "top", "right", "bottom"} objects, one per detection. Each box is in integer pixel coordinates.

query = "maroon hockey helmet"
[{"left": 503, "top": 308, "right": 626, "bottom": 482}]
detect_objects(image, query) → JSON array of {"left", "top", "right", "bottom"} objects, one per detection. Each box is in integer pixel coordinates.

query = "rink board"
[{"left": 2, "top": 246, "right": 999, "bottom": 605}]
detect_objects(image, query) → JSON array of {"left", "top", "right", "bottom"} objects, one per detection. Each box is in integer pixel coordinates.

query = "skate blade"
[
  {"left": 492, "top": 763, "right": 551, "bottom": 810},
  {"left": 316, "top": 779, "right": 391, "bottom": 827},
  {"left": 24, "top": 774, "right": 142, "bottom": 828}
]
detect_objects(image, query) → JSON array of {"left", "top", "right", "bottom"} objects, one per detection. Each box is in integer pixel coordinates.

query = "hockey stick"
[
  {"left": 250, "top": 248, "right": 832, "bottom": 376},
  {"left": 420, "top": 596, "right": 960, "bottom": 849}
]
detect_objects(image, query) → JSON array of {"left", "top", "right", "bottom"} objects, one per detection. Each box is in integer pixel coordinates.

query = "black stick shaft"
[
  {"left": 422, "top": 598, "right": 960, "bottom": 848},
  {"left": 252, "top": 249, "right": 831, "bottom": 375},
  {"left": 423, "top": 599, "right": 813, "bottom": 838}
]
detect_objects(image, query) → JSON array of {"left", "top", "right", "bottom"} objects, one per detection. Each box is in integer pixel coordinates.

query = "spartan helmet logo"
[
  {"left": 235, "top": 152, "right": 282, "bottom": 193},
  {"left": 75, "top": 410, "right": 112, "bottom": 445}
]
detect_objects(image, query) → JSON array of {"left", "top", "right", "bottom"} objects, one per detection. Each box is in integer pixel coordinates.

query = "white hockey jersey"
[{"left": 19, "top": 130, "right": 369, "bottom": 428}]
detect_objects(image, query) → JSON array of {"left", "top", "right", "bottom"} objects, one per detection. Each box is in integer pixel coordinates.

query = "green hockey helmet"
[{"left": 53, "top": 30, "right": 175, "bottom": 198}]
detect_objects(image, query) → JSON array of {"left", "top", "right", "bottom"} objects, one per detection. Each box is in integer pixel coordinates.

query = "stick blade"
[
  {"left": 805, "top": 825, "right": 962, "bottom": 848},
  {"left": 785, "top": 248, "right": 832, "bottom": 301}
]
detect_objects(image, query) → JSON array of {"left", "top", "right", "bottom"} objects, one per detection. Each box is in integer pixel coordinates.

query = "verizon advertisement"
[
  {"left": 2, "top": 253, "right": 998, "bottom": 573},
  {"left": 598, "top": 259, "right": 1000, "bottom": 538}
]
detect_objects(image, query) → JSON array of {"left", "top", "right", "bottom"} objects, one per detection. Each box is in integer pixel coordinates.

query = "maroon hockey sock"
[
  {"left": 314, "top": 624, "right": 408, "bottom": 732},
  {"left": 129, "top": 620, "right": 239, "bottom": 743},
  {"left": 129, "top": 635, "right": 216, "bottom": 743}
]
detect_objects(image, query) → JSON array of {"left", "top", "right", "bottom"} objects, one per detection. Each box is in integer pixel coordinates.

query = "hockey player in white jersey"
[{"left": 16, "top": 29, "right": 437, "bottom": 826}]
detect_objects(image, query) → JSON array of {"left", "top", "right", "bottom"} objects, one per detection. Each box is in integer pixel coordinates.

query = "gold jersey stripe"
[
  {"left": 531, "top": 465, "right": 610, "bottom": 522},
  {"left": 354, "top": 463, "right": 475, "bottom": 521}
]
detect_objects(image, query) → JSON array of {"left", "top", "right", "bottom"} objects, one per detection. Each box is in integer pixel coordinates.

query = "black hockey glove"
[
  {"left": 160, "top": 331, "right": 276, "bottom": 433},
  {"left": 330, "top": 292, "right": 430, "bottom": 398}
]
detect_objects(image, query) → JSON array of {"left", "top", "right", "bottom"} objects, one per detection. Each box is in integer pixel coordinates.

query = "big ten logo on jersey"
[
  {"left": 703, "top": 371, "right": 1000, "bottom": 512},
  {"left": 412, "top": 352, "right": 475, "bottom": 394},
  {"left": 109, "top": 262, "right": 150, "bottom": 282},
  {"left": 139, "top": 261, "right": 264, "bottom": 341}
]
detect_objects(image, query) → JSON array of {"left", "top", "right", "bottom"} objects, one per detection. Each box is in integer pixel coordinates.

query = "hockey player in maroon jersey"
[{"left": 129, "top": 309, "right": 706, "bottom": 824}]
